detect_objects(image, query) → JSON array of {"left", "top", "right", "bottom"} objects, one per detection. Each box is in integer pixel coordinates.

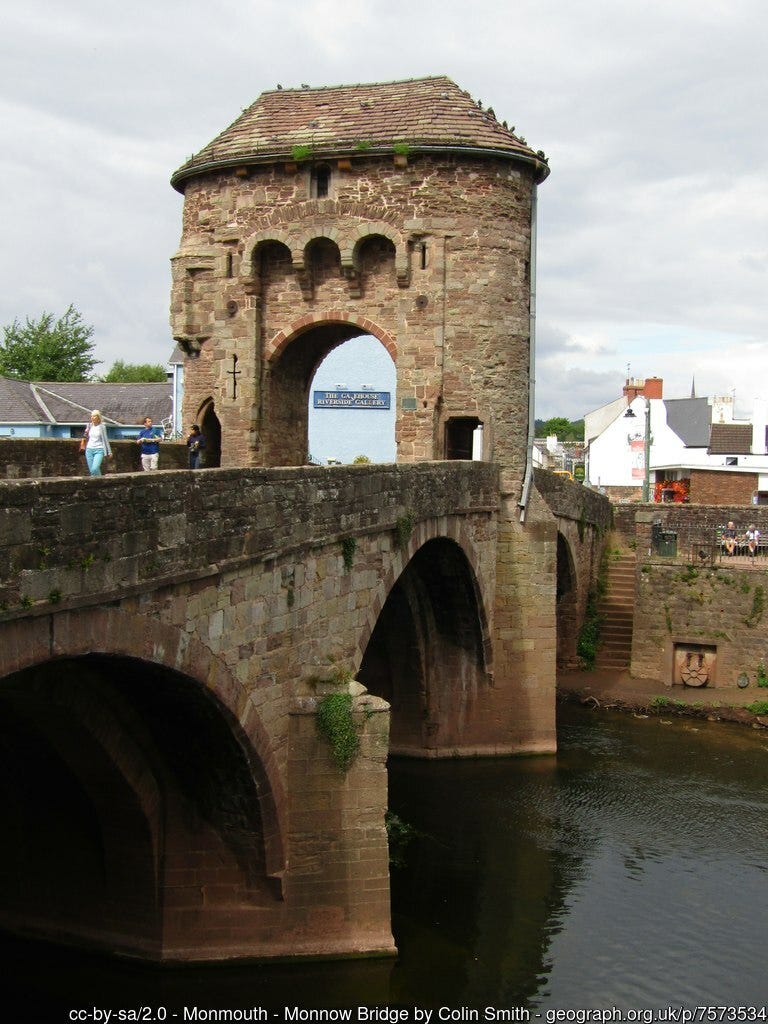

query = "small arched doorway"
[{"left": 198, "top": 399, "right": 221, "bottom": 468}]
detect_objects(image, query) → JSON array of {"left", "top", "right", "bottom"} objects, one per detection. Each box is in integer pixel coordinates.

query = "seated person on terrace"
[
  {"left": 722, "top": 521, "right": 738, "bottom": 556},
  {"left": 746, "top": 524, "right": 761, "bottom": 562}
]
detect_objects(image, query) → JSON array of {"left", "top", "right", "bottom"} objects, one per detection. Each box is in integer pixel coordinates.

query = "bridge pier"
[{"left": 283, "top": 689, "right": 396, "bottom": 959}]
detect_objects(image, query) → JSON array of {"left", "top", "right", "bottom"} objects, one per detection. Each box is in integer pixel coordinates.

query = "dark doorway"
[
  {"left": 445, "top": 417, "right": 481, "bottom": 460},
  {"left": 199, "top": 401, "right": 221, "bottom": 467}
]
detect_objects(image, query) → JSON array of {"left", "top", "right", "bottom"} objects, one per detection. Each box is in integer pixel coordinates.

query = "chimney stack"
[{"left": 623, "top": 376, "right": 663, "bottom": 401}]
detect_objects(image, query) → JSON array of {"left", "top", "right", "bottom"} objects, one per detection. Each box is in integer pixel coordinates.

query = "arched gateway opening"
[
  {"left": 265, "top": 316, "right": 397, "bottom": 467},
  {"left": 309, "top": 335, "right": 396, "bottom": 464},
  {"left": 358, "top": 538, "right": 491, "bottom": 756},
  {"left": 0, "top": 655, "right": 276, "bottom": 960}
]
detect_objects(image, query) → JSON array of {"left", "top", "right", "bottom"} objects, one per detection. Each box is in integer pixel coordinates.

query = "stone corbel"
[
  {"left": 396, "top": 251, "right": 411, "bottom": 288},
  {"left": 342, "top": 263, "right": 362, "bottom": 299},
  {"left": 296, "top": 261, "right": 314, "bottom": 300}
]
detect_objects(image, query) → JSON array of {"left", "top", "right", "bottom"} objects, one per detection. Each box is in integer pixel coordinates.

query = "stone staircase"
[{"left": 595, "top": 552, "right": 636, "bottom": 670}]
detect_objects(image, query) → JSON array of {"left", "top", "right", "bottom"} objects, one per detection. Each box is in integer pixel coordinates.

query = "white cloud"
[{"left": 1, "top": 0, "right": 766, "bottom": 421}]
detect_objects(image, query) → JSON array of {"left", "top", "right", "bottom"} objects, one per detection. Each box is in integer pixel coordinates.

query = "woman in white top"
[
  {"left": 82, "top": 410, "right": 112, "bottom": 476},
  {"left": 746, "top": 524, "right": 760, "bottom": 563}
]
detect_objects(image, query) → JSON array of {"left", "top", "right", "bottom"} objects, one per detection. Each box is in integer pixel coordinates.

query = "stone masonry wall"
[
  {"left": 632, "top": 560, "right": 768, "bottom": 692},
  {"left": 618, "top": 504, "right": 768, "bottom": 555},
  {"left": 0, "top": 438, "right": 188, "bottom": 478},
  {"left": 172, "top": 154, "right": 537, "bottom": 484}
]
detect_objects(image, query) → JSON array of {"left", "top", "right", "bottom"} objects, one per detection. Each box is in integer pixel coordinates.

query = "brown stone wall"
[
  {"left": 689, "top": 469, "right": 759, "bottom": 505},
  {"left": 172, "top": 154, "right": 537, "bottom": 485},
  {"left": 632, "top": 560, "right": 768, "bottom": 691},
  {"left": 0, "top": 438, "right": 188, "bottom": 478}
]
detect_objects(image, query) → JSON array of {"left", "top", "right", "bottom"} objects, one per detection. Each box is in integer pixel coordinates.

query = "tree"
[
  {"left": 101, "top": 360, "right": 167, "bottom": 383},
  {"left": 535, "top": 417, "right": 584, "bottom": 441},
  {"left": 0, "top": 305, "right": 99, "bottom": 381}
]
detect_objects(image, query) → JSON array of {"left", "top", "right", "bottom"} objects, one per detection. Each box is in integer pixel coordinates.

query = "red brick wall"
[{"left": 690, "top": 469, "right": 758, "bottom": 505}]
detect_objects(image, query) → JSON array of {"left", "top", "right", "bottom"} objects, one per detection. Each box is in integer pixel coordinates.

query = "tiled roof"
[
  {"left": 709, "top": 422, "right": 753, "bottom": 455},
  {"left": 0, "top": 377, "right": 172, "bottom": 426},
  {"left": 172, "top": 76, "right": 548, "bottom": 190}
]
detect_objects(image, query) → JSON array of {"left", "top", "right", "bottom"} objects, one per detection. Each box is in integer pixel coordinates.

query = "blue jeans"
[{"left": 86, "top": 447, "right": 105, "bottom": 476}]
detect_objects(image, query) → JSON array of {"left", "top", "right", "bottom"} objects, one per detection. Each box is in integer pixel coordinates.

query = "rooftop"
[
  {"left": 0, "top": 377, "right": 172, "bottom": 427},
  {"left": 171, "top": 76, "right": 549, "bottom": 190}
]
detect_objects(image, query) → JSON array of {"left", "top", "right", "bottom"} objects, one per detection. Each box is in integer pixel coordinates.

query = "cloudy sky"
[{"left": 2, "top": 0, "right": 766, "bottom": 420}]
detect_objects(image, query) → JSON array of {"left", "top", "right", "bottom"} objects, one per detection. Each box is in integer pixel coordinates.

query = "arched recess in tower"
[
  {"left": 0, "top": 655, "right": 278, "bottom": 960},
  {"left": 358, "top": 538, "right": 491, "bottom": 756}
]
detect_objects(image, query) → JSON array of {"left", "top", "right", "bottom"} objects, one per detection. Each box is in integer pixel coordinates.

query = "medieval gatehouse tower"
[{"left": 170, "top": 76, "right": 549, "bottom": 481}]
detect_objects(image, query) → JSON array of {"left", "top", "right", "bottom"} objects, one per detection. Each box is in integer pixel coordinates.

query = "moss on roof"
[{"left": 171, "top": 76, "right": 548, "bottom": 190}]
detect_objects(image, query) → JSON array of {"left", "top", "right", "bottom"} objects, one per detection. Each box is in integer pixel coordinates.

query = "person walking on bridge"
[
  {"left": 81, "top": 410, "right": 112, "bottom": 477},
  {"left": 136, "top": 416, "right": 162, "bottom": 470},
  {"left": 186, "top": 423, "right": 205, "bottom": 469}
]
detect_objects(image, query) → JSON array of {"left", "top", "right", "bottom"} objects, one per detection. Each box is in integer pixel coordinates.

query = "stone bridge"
[{"left": 0, "top": 460, "right": 609, "bottom": 962}]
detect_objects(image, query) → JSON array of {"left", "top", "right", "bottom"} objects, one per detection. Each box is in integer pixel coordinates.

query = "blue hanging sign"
[{"left": 313, "top": 390, "right": 391, "bottom": 410}]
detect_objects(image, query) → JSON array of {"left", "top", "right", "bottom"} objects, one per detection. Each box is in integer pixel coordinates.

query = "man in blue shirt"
[{"left": 136, "top": 416, "right": 162, "bottom": 470}]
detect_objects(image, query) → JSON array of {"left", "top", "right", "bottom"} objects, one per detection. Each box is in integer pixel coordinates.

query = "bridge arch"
[
  {"left": 357, "top": 523, "right": 493, "bottom": 756},
  {"left": 556, "top": 530, "right": 579, "bottom": 667},
  {"left": 0, "top": 609, "right": 286, "bottom": 881},
  {"left": 0, "top": 649, "right": 286, "bottom": 959}
]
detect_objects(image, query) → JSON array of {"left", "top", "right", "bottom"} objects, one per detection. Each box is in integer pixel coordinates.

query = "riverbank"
[{"left": 557, "top": 667, "right": 768, "bottom": 728}]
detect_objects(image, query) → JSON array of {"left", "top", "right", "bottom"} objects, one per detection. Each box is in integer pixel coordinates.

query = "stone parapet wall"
[
  {"left": 0, "top": 461, "right": 498, "bottom": 616},
  {"left": 533, "top": 469, "right": 613, "bottom": 535},
  {"left": 0, "top": 438, "right": 189, "bottom": 478},
  {"left": 616, "top": 504, "right": 768, "bottom": 555}
]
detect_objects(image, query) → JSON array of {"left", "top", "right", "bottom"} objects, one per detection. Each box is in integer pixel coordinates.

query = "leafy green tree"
[
  {"left": 535, "top": 416, "right": 584, "bottom": 441},
  {"left": 102, "top": 360, "right": 167, "bottom": 383},
  {"left": 0, "top": 305, "right": 99, "bottom": 381}
]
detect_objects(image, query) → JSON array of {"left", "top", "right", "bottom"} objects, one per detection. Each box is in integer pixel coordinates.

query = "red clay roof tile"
[{"left": 171, "top": 76, "right": 548, "bottom": 189}]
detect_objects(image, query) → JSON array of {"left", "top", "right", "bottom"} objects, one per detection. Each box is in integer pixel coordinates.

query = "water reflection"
[{"left": 5, "top": 705, "right": 768, "bottom": 1019}]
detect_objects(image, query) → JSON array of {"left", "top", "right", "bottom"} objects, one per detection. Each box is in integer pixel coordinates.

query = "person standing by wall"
[
  {"left": 81, "top": 410, "right": 112, "bottom": 476},
  {"left": 136, "top": 416, "right": 162, "bottom": 470},
  {"left": 186, "top": 423, "right": 206, "bottom": 469}
]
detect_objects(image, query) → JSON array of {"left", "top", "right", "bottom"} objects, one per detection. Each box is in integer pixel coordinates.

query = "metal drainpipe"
[{"left": 519, "top": 184, "right": 538, "bottom": 522}]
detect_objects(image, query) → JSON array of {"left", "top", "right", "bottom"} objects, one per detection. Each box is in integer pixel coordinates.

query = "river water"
[{"left": 6, "top": 703, "right": 768, "bottom": 1020}]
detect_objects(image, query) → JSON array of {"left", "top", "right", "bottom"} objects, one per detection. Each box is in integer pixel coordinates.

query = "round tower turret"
[{"left": 170, "top": 76, "right": 548, "bottom": 478}]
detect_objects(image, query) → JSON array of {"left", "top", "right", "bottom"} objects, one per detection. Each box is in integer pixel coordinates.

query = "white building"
[{"left": 585, "top": 377, "right": 768, "bottom": 501}]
